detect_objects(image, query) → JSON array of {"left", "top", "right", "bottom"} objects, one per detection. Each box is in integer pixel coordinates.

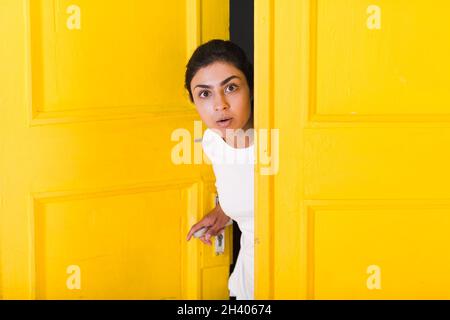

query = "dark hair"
[{"left": 184, "top": 39, "right": 253, "bottom": 104}]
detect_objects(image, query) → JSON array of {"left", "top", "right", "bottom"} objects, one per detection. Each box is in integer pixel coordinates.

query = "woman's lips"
[{"left": 216, "top": 118, "right": 233, "bottom": 128}]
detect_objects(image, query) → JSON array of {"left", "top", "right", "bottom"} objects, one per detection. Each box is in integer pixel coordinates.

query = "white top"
[{"left": 201, "top": 128, "right": 255, "bottom": 300}]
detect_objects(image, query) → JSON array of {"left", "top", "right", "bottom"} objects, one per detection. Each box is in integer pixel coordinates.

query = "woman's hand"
[{"left": 186, "top": 203, "right": 232, "bottom": 245}]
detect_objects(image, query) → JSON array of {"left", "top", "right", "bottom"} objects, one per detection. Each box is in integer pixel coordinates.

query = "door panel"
[
  {"left": 0, "top": 0, "right": 231, "bottom": 299},
  {"left": 31, "top": 0, "right": 188, "bottom": 113},
  {"left": 312, "top": 204, "right": 450, "bottom": 299},
  {"left": 255, "top": 0, "right": 450, "bottom": 299},
  {"left": 315, "top": 1, "right": 450, "bottom": 117},
  {"left": 34, "top": 187, "right": 184, "bottom": 299}
]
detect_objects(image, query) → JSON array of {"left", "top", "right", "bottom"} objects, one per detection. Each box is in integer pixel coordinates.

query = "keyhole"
[{"left": 217, "top": 234, "right": 223, "bottom": 247}]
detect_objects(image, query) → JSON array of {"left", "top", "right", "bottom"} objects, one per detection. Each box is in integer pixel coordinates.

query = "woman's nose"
[{"left": 214, "top": 93, "right": 229, "bottom": 111}]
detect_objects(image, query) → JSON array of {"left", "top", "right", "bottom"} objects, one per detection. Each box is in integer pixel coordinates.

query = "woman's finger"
[
  {"left": 204, "top": 221, "right": 227, "bottom": 240},
  {"left": 200, "top": 234, "right": 212, "bottom": 245},
  {"left": 186, "top": 221, "right": 208, "bottom": 241},
  {"left": 186, "top": 211, "right": 219, "bottom": 241}
]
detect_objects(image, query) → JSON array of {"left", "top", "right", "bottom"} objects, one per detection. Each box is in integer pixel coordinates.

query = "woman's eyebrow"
[{"left": 194, "top": 75, "right": 241, "bottom": 90}]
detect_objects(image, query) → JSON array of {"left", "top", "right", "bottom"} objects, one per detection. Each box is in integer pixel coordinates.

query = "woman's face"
[{"left": 190, "top": 61, "right": 252, "bottom": 138}]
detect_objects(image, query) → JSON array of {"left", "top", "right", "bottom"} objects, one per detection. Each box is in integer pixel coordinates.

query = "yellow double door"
[{"left": 2, "top": 0, "right": 450, "bottom": 300}]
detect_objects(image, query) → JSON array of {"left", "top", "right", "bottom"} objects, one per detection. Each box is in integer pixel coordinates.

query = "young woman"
[{"left": 185, "top": 39, "right": 254, "bottom": 300}]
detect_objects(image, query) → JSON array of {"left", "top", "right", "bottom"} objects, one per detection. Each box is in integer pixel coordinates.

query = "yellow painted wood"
[
  {"left": 255, "top": 0, "right": 450, "bottom": 299},
  {"left": 254, "top": 0, "right": 275, "bottom": 300},
  {"left": 0, "top": 0, "right": 230, "bottom": 300}
]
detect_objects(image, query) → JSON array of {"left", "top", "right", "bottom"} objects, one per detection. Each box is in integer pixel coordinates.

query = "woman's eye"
[
  {"left": 199, "top": 91, "right": 210, "bottom": 98},
  {"left": 226, "top": 84, "right": 238, "bottom": 93}
]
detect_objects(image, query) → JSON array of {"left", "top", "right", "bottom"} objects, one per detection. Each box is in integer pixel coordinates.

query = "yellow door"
[
  {"left": 0, "top": 0, "right": 232, "bottom": 299},
  {"left": 255, "top": 0, "right": 450, "bottom": 299}
]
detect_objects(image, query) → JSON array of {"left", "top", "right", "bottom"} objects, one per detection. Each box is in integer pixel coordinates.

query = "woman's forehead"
[{"left": 192, "top": 61, "right": 244, "bottom": 86}]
